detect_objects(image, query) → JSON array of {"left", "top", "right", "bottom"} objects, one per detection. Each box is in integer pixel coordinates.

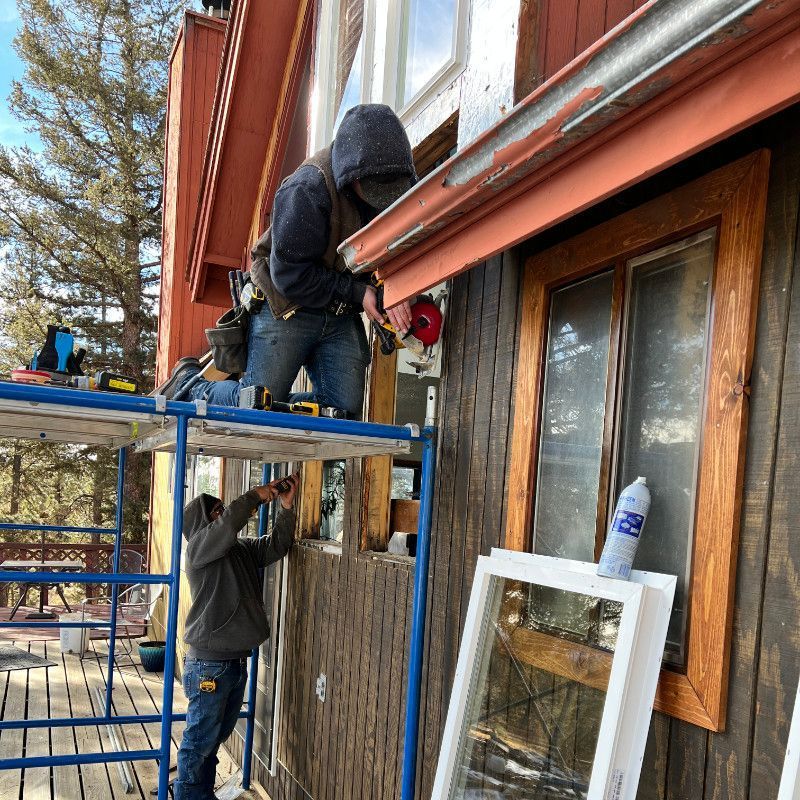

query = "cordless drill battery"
[
  {"left": 239, "top": 385, "right": 272, "bottom": 410},
  {"left": 94, "top": 371, "right": 139, "bottom": 394}
]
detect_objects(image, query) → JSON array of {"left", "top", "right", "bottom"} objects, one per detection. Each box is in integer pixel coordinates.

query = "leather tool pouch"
[{"left": 205, "top": 306, "right": 249, "bottom": 374}]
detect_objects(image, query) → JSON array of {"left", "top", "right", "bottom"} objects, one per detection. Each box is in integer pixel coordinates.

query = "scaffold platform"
[{"left": 0, "top": 381, "right": 436, "bottom": 800}]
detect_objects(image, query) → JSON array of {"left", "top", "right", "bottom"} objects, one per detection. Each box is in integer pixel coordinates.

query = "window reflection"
[
  {"left": 616, "top": 230, "right": 714, "bottom": 663},
  {"left": 321, "top": 459, "right": 346, "bottom": 542},
  {"left": 331, "top": 0, "right": 364, "bottom": 133},
  {"left": 400, "top": 0, "right": 458, "bottom": 105},
  {"left": 533, "top": 272, "right": 614, "bottom": 561},
  {"left": 450, "top": 577, "right": 620, "bottom": 799}
]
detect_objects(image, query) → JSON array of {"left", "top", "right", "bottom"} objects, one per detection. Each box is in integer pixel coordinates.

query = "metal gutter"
[{"left": 340, "top": 0, "right": 800, "bottom": 284}]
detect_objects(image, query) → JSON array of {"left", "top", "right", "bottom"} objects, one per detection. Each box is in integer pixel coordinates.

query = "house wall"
[
  {"left": 232, "top": 105, "right": 800, "bottom": 800},
  {"left": 155, "top": 11, "right": 228, "bottom": 385},
  {"left": 150, "top": 12, "right": 229, "bottom": 645}
]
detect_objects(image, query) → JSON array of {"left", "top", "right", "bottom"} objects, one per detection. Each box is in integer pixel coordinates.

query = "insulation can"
[{"left": 597, "top": 477, "right": 651, "bottom": 580}]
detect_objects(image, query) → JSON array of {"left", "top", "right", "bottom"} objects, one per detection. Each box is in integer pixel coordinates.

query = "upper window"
[
  {"left": 312, "top": 0, "right": 469, "bottom": 147},
  {"left": 507, "top": 152, "right": 770, "bottom": 731},
  {"left": 392, "top": 0, "right": 464, "bottom": 110}
]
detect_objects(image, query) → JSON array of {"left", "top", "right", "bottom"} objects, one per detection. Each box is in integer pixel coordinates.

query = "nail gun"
[{"left": 370, "top": 277, "right": 443, "bottom": 359}]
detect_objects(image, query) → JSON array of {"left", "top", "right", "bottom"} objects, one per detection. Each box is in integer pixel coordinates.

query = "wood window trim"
[
  {"left": 361, "top": 337, "right": 398, "bottom": 551},
  {"left": 506, "top": 150, "right": 770, "bottom": 731}
]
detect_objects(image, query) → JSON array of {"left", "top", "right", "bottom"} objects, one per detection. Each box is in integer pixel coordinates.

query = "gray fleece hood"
[
  {"left": 183, "top": 493, "right": 220, "bottom": 540},
  {"left": 331, "top": 103, "right": 416, "bottom": 191}
]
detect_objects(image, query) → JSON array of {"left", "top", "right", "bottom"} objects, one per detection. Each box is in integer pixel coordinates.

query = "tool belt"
[{"left": 205, "top": 306, "right": 249, "bottom": 374}]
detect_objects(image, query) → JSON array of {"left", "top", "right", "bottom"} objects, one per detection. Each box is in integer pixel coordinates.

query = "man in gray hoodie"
[{"left": 174, "top": 475, "right": 298, "bottom": 800}]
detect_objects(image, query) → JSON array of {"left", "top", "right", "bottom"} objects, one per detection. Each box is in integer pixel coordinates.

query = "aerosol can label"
[{"left": 597, "top": 477, "right": 650, "bottom": 580}]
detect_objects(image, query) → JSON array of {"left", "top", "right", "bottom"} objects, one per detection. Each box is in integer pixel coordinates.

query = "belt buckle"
[{"left": 330, "top": 300, "right": 348, "bottom": 316}]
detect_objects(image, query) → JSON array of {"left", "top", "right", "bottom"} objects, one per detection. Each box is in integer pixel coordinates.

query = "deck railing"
[{"left": 0, "top": 542, "right": 147, "bottom": 605}]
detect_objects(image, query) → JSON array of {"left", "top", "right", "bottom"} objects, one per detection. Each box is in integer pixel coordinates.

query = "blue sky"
[{"left": 0, "top": 0, "right": 38, "bottom": 149}]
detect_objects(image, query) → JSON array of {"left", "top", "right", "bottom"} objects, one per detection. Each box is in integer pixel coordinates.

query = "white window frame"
[
  {"left": 381, "top": 0, "right": 470, "bottom": 123},
  {"left": 779, "top": 676, "right": 800, "bottom": 799},
  {"left": 431, "top": 550, "right": 676, "bottom": 800},
  {"left": 311, "top": 0, "right": 470, "bottom": 149}
]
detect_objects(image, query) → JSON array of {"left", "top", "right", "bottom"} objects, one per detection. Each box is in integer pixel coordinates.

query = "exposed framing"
[
  {"left": 506, "top": 151, "right": 770, "bottom": 730},
  {"left": 431, "top": 551, "right": 676, "bottom": 800},
  {"left": 779, "top": 674, "right": 800, "bottom": 799}
]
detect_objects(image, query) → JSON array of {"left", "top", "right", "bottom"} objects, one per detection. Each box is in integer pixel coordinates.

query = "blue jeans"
[
  {"left": 189, "top": 309, "right": 371, "bottom": 417},
  {"left": 174, "top": 657, "right": 247, "bottom": 800}
]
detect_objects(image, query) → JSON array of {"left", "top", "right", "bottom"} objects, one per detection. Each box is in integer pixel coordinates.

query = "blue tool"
[{"left": 54, "top": 331, "right": 74, "bottom": 373}]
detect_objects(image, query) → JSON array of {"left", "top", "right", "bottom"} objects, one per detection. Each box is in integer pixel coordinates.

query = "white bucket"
[{"left": 59, "top": 613, "right": 89, "bottom": 654}]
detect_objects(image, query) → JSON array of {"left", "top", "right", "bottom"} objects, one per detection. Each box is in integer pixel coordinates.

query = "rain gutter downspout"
[{"left": 340, "top": 0, "right": 794, "bottom": 276}]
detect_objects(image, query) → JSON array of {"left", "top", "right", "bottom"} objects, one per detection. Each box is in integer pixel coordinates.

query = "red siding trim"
[
  {"left": 187, "top": 0, "right": 312, "bottom": 305},
  {"left": 156, "top": 12, "right": 229, "bottom": 383}
]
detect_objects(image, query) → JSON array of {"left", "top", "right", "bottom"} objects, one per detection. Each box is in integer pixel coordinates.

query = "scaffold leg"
[
  {"left": 158, "top": 414, "right": 188, "bottom": 800},
  {"left": 105, "top": 446, "right": 127, "bottom": 717},
  {"left": 401, "top": 428, "right": 437, "bottom": 800},
  {"left": 242, "top": 462, "right": 271, "bottom": 790}
]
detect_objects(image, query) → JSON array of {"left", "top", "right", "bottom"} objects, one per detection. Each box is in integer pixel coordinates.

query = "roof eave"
[{"left": 340, "top": 0, "right": 800, "bottom": 292}]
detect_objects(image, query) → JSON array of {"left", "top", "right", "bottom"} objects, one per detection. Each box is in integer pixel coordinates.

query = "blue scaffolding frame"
[{"left": 0, "top": 381, "right": 436, "bottom": 800}]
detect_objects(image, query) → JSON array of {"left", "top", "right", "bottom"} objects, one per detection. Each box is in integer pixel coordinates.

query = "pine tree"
[{"left": 0, "top": 0, "right": 185, "bottom": 539}]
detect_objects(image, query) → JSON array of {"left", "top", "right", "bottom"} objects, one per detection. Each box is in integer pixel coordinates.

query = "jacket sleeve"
[
  {"left": 270, "top": 166, "right": 367, "bottom": 308},
  {"left": 248, "top": 508, "right": 296, "bottom": 567},
  {"left": 185, "top": 489, "right": 262, "bottom": 569}
]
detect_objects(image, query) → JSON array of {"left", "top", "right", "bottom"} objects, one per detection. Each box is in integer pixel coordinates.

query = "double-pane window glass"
[
  {"left": 615, "top": 231, "right": 713, "bottom": 663},
  {"left": 450, "top": 576, "right": 620, "bottom": 799},
  {"left": 533, "top": 272, "right": 613, "bottom": 561}
]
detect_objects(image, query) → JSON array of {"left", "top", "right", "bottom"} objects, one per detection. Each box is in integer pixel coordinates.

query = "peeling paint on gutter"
[{"left": 340, "top": 0, "right": 797, "bottom": 273}]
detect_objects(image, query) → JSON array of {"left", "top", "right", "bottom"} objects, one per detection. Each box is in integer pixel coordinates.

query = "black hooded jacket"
[
  {"left": 182, "top": 489, "right": 295, "bottom": 660},
  {"left": 269, "top": 104, "right": 415, "bottom": 308}
]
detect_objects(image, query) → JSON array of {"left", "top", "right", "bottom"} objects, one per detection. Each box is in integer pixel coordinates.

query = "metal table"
[{"left": 3, "top": 559, "right": 85, "bottom": 619}]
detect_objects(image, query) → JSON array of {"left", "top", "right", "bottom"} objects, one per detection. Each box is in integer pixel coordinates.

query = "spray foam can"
[{"left": 597, "top": 476, "right": 651, "bottom": 580}]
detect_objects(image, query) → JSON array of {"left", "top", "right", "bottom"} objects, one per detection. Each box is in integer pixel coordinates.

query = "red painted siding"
[
  {"left": 539, "top": 0, "right": 640, "bottom": 80},
  {"left": 156, "top": 12, "right": 229, "bottom": 383}
]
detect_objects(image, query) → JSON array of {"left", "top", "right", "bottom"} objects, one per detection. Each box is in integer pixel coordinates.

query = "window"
[
  {"left": 312, "top": 0, "right": 469, "bottom": 146},
  {"left": 389, "top": 0, "right": 467, "bottom": 113},
  {"left": 431, "top": 551, "right": 675, "bottom": 800},
  {"left": 507, "top": 152, "right": 769, "bottom": 730},
  {"left": 533, "top": 231, "right": 714, "bottom": 667},
  {"left": 321, "top": 459, "right": 346, "bottom": 541}
]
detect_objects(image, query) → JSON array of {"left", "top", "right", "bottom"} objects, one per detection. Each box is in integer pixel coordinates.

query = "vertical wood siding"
[{"left": 537, "top": 0, "right": 648, "bottom": 81}]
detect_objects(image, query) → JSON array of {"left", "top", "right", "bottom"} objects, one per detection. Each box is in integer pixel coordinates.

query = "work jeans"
[
  {"left": 189, "top": 308, "right": 371, "bottom": 417},
  {"left": 174, "top": 657, "right": 247, "bottom": 800}
]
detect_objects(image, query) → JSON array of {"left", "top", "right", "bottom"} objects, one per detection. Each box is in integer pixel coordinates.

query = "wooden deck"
[{"left": 0, "top": 635, "right": 263, "bottom": 800}]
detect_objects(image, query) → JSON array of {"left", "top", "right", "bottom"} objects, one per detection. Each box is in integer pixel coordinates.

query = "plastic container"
[
  {"left": 137, "top": 640, "right": 166, "bottom": 672},
  {"left": 597, "top": 476, "right": 651, "bottom": 580},
  {"left": 59, "top": 613, "right": 90, "bottom": 654}
]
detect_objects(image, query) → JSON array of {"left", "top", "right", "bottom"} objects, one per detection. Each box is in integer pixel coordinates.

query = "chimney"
[{"left": 201, "top": 0, "right": 230, "bottom": 20}]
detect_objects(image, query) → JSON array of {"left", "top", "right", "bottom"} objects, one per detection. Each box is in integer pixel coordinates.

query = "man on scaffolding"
[
  {"left": 155, "top": 103, "right": 416, "bottom": 419},
  {"left": 174, "top": 474, "right": 298, "bottom": 800}
]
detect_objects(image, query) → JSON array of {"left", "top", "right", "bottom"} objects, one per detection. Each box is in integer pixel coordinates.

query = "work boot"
[{"left": 150, "top": 358, "right": 201, "bottom": 399}]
